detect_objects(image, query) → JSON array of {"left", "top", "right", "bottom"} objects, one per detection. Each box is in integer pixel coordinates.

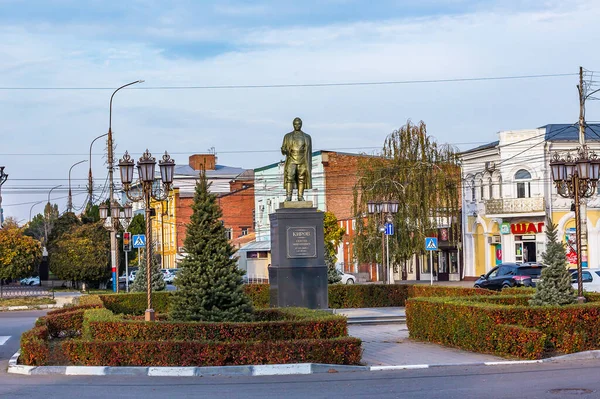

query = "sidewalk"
[{"left": 336, "top": 307, "right": 505, "bottom": 366}]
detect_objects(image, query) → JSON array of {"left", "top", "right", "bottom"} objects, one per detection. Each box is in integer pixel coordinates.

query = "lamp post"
[
  {"left": 0, "top": 167, "right": 7, "bottom": 227},
  {"left": 45, "top": 185, "right": 61, "bottom": 245},
  {"left": 119, "top": 149, "right": 175, "bottom": 321},
  {"left": 367, "top": 200, "right": 399, "bottom": 284},
  {"left": 88, "top": 133, "right": 108, "bottom": 207},
  {"left": 99, "top": 201, "right": 133, "bottom": 293},
  {"left": 68, "top": 160, "right": 87, "bottom": 213},
  {"left": 550, "top": 147, "right": 600, "bottom": 303},
  {"left": 104, "top": 80, "right": 144, "bottom": 296}
]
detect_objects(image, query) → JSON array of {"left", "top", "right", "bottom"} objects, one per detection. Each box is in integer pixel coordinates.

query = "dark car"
[{"left": 474, "top": 263, "right": 545, "bottom": 290}]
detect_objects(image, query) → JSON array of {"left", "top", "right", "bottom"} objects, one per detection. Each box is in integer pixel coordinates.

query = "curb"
[
  {"left": 7, "top": 352, "right": 369, "bottom": 376},
  {"left": 9, "top": 350, "right": 573, "bottom": 377},
  {"left": 0, "top": 304, "right": 61, "bottom": 312}
]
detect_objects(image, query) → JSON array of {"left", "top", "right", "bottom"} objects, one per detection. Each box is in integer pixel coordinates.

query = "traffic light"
[{"left": 123, "top": 232, "right": 131, "bottom": 252}]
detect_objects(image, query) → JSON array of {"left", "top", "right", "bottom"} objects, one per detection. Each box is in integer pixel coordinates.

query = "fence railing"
[
  {"left": 0, "top": 283, "right": 54, "bottom": 299},
  {"left": 243, "top": 274, "right": 269, "bottom": 284}
]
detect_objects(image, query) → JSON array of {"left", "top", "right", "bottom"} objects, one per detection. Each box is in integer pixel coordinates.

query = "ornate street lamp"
[
  {"left": 98, "top": 200, "right": 134, "bottom": 292},
  {"left": 550, "top": 147, "right": 600, "bottom": 303},
  {"left": 367, "top": 200, "right": 400, "bottom": 284},
  {"left": 119, "top": 150, "right": 175, "bottom": 321}
]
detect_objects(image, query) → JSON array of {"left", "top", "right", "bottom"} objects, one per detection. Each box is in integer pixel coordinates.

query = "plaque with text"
[{"left": 286, "top": 226, "right": 317, "bottom": 258}]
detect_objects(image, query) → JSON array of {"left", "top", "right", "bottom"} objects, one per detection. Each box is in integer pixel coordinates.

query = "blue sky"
[{"left": 1, "top": 0, "right": 600, "bottom": 222}]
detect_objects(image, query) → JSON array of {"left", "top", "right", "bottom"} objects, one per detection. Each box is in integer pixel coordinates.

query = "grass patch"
[{"left": 0, "top": 297, "right": 55, "bottom": 307}]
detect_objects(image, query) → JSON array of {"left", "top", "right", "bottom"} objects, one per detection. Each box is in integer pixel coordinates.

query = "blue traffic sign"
[
  {"left": 132, "top": 234, "right": 146, "bottom": 248},
  {"left": 384, "top": 223, "right": 394, "bottom": 236},
  {"left": 425, "top": 237, "right": 438, "bottom": 251}
]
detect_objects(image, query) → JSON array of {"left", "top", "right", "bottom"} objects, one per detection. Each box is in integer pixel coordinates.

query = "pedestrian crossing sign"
[
  {"left": 132, "top": 234, "right": 146, "bottom": 248},
  {"left": 425, "top": 237, "right": 438, "bottom": 251}
]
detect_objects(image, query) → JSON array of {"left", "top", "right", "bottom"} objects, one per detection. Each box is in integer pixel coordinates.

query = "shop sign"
[
  {"left": 439, "top": 228, "right": 449, "bottom": 241},
  {"left": 500, "top": 223, "right": 511, "bottom": 235},
  {"left": 510, "top": 222, "right": 544, "bottom": 235}
]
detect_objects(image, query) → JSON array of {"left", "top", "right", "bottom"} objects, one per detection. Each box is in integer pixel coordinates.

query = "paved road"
[
  {"left": 2, "top": 361, "right": 600, "bottom": 398},
  {"left": 0, "top": 310, "right": 46, "bottom": 372}
]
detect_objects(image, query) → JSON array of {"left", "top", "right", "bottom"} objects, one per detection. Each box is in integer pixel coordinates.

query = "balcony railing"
[{"left": 485, "top": 197, "right": 545, "bottom": 215}]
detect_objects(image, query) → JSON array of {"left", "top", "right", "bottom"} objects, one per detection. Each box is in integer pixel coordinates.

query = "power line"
[{"left": 0, "top": 73, "right": 576, "bottom": 91}]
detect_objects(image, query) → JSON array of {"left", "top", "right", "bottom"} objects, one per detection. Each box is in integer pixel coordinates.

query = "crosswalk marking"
[{"left": 0, "top": 336, "right": 10, "bottom": 345}]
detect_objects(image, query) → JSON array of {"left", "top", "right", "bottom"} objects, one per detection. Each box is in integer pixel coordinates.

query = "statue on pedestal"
[{"left": 281, "top": 117, "right": 313, "bottom": 201}]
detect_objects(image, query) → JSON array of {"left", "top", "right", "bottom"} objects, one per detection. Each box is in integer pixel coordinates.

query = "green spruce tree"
[
  {"left": 170, "top": 169, "right": 252, "bottom": 322},
  {"left": 530, "top": 218, "right": 576, "bottom": 306},
  {"left": 131, "top": 247, "right": 166, "bottom": 292}
]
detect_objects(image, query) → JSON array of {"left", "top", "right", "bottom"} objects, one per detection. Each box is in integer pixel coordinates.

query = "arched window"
[
  {"left": 515, "top": 169, "right": 531, "bottom": 198},
  {"left": 488, "top": 178, "right": 493, "bottom": 199},
  {"left": 478, "top": 177, "right": 484, "bottom": 200}
]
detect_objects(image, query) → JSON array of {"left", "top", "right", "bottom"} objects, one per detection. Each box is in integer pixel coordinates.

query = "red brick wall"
[
  {"left": 323, "top": 152, "right": 363, "bottom": 220},
  {"left": 175, "top": 186, "right": 255, "bottom": 250},
  {"left": 218, "top": 186, "right": 255, "bottom": 242}
]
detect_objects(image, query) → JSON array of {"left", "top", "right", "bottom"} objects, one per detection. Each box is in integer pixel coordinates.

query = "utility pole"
[
  {"left": 577, "top": 66, "right": 589, "bottom": 269},
  {"left": 0, "top": 167, "right": 7, "bottom": 227}
]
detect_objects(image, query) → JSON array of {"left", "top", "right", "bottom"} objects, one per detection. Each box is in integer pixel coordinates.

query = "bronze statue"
[{"left": 281, "top": 117, "right": 312, "bottom": 201}]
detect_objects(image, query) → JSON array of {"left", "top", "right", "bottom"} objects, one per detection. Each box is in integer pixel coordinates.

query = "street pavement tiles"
[{"left": 0, "top": 336, "right": 10, "bottom": 345}]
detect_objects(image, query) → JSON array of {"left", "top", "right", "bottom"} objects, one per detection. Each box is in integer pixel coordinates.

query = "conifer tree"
[
  {"left": 170, "top": 169, "right": 252, "bottom": 322},
  {"left": 131, "top": 247, "right": 166, "bottom": 293},
  {"left": 530, "top": 218, "right": 575, "bottom": 306}
]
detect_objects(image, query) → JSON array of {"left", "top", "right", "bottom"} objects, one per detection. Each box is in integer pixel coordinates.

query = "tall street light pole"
[
  {"left": 0, "top": 167, "right": 8, "bottom": 227},
  {"left": 68, "top": 160, "right": 87, "bottom": 213},
  {"left": 106, "top": 80, "right": 144, "bottom": 294},
  {"left": 45, "top": 185, "right": 61, "bottom": 245},
  {"left": 119, "top": 150, "right": 175, "bottom": 321},
  {"left": 367, "top": 200, "right": 399, "bottom": 284},
  {"left": 88, "top": 133, "right": 108, "bottom": 207},
  {"left": 29, "top": 200, "right": 46, "bottom": 222}
]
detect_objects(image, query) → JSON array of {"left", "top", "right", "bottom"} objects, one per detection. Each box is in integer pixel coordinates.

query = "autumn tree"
[
  {"left": 323, "top": 211, "right": 345, "bottom": 283},
  {"left": 0, "top": 220, "right": 42, "bottom": 281},
  {"left": 42, "top": 203, "right": 59, "bottom": 245},
  {"left": 49, "top": 222, "right": 110, "bottom": 287},
  {"left": 353, "top": 120, "right": 462, "bottom": 273}
]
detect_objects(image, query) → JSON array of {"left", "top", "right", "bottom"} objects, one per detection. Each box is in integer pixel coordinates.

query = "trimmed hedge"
[
  {"left": 407, "top": 285, "right": 496, "bottom": 298},
  {"left": 44, "top": 309, "right": 86, "bottom": 338},
  {"left": 83, "top": 308, "right": 347, "bottom": 342},
  {"left": 99, "top": 292, "right": 171, "bottom": 315},
  {"left": 20, "top": 326, "right": 49, "bottom": 366},
  {"left": 62, "top": 337, "right": 362, "bottom": 367},
  {"left": 407, "top": 297, "right": 547, "bottom": 359}
]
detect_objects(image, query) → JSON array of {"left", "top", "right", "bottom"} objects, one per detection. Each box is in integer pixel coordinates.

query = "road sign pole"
[
  {"left": 125, "top": 250, "right": 129, "bottom": 293},
  {"left": 430, "top": 250, "right": 433, "bottom": 286}
]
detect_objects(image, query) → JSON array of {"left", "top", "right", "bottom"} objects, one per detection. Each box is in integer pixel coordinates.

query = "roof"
[
  {"left": 543, "top": 124, "right": 600, "bottom": 141},
  {"left": 460, "top": 140, "right": 499, "bottom": 155},
  {"left": 238, "top": 240, "right": 271, "bottom": 251},
  {"left": 254, "top": 150, "right": 364, "bottom": 172},
  {"left": 175, "top": 164, "right": 247, "bottom": 178}
]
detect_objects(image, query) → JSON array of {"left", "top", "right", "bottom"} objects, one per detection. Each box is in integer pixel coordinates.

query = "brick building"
[{"left": 143, "top": 153, "right": 254, "bottom": 268}]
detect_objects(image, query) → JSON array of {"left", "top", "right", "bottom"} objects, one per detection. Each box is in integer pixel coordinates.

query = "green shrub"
[
  {"left": 82, "top": 308, "right": 121, "bottom": 339},
  {"left": 85, "top": 309, "right": 347, "bottom": 342},
  {"left": 99, "top": 292, "right": 171, "bottom": 315},
  {"left": 328, "top": 284, "right": 409, "bottom": 308},
  {"left": 20, "top": 326, "right": 49, "bottom": 366},
  {"left": 77, "top": 295, "right": 104, "bottom": 307},
  {"left": 407, "top": 285, "right": 497, "bottom": 299},
  {"left": 62, "top": 337, "right": 362, "bottom": 367},
  {"left": 44, "top": 309, "right": 86, "bottom": 338},
  {"left": 243, "top": 284, "right": 270, "bottom": 308}
]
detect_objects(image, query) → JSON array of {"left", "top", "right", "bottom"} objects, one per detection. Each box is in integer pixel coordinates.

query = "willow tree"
[{"left": 352, "top": 120, "right": 462, "bottom": 272}]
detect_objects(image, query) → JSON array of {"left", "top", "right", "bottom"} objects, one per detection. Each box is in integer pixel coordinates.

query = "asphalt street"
[
  {"left": 0, "top": 310, "right": 46, "bottom": 372},
  {"left": 1, "top": 360, "right": 600, "bottom": 398}
]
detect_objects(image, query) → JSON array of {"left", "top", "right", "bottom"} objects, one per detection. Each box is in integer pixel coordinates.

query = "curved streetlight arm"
[
  {"left": 48, "top": 185, "right": 62, "bottom": 204},
  {"left": 29, "top": 200, "right": 46, "bottom": 222},
  {"left": 69, "top": 160, "right": 87, "bottom": 182},
  {"left": 109, "top": 80, "right": 144, "bottom": 130}
]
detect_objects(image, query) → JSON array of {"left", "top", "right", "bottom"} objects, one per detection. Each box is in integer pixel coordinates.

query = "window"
[
  {"left": 515, "top": 169, "right": 532, "bottom": 198},
  {"left": 241, "top": 227, "right": 249, "bottom": 236},
  {"left": 488, "top": 178, "right": 493, "bottom": 199},
  {"left": 225, "top": 228, "right": 232, "bottom": 240}
]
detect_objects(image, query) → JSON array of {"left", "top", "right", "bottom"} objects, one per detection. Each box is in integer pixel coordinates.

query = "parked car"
[
  {"left": 128, "top": 270, "right": 137, "bottom": 283},
  {"left": 571, "top": 268, "right": 600, "bottom": 292},
  {"left": 20, "top": 276, "right": 40, "bottom": 286},
  {"left": 474, "top": 263, "right": 545, "bottom": 290},
  {"left": 337, "top": 270, "right": 355, "bottom": 285},
  {"left": 162, "top": 269, "right": 174, "bottom": 284}
]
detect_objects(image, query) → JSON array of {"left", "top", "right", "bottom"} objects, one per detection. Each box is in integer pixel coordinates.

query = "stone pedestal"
[{"left": 268, "top": 206, "right": 328, "bottom": 309}]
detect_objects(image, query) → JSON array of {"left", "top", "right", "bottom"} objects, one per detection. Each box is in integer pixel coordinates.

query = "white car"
[
  {"left": 162, "top": 269, "right": 174, "bottom": 284},
  {"left": 128, "top": 270, "right": 137, "bottom": 283},
  {"left": 571, "top": 268, "right": 600, "bottom": 292},
  {"left": 337, "top": 270, "right": 356, "bottom": 285},
  {"left": 20, "top": 276, "right": 40, "bottom": 286}
]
